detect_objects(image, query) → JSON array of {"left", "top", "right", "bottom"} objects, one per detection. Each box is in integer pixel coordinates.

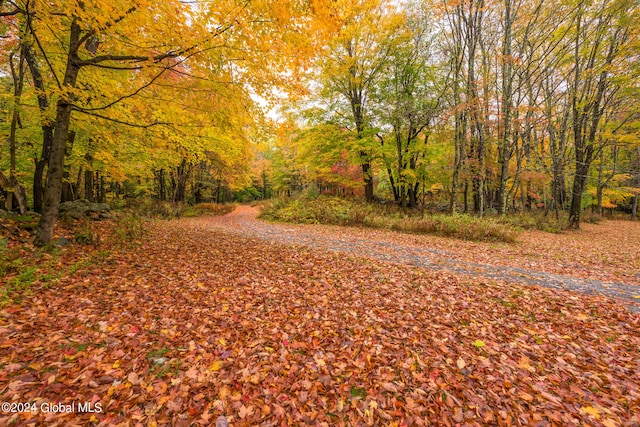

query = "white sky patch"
[{"left": 248, "top": 86, "right": 287, "bottom": 122}]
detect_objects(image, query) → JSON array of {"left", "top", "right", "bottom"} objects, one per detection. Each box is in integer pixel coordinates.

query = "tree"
[
  {"left": 0, "top": 0, "right": 314, "bottom": 245},
  {"left": 24, "top": 1, "right": 199, "bottom": 245},
  {"left": 566, "top": 0, "right": 635, "bottom": 228},
  {"left": 371, "top": 7, "right": 444, "bottom": 207},
  {"left": 317, "top": 0, "right": 403, "bottom": 202},
  {"left": 443, "top": 0, "right": 487, "bottom": 215}
]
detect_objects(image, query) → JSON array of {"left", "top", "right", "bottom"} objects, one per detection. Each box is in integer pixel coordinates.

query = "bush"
[
  {"left": 118, "top": 198, "right": 184, "bottom": 218},
  {"left": 74, "top": 219, "right": 100, "bottom": 245},
  {"left": 118, "top": 197, "right": 234, "bottom": 219},
  {"left": 192, "top": 203, "right": 235, "bottom": 216},
  {"left": 115, "top": 211, "right": 146, "bottom": 243},
  {"left": 260, "top": 196, "right": 519, "bottom": 243},
  {"left": 404, "top": 214, "right": 519, "bottom": 242},
  {"left": 582, "top": 213, "right": 602, "bottom": 224},
  {"left": 494, "top": 211, "right": 565, "bottom": 233}
]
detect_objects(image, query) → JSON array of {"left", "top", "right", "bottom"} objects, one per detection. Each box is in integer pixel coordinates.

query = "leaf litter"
[{"left": 1, "top": 210, "right": 639, "bottom": 426}]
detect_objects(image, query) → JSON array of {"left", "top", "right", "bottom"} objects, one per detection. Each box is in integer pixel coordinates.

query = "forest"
[
  {"left": 0, "top": 0, "right": 638, "bottom": 244},
  {"left": 1, "top": 0, "right": 640, "bottom": 426}
]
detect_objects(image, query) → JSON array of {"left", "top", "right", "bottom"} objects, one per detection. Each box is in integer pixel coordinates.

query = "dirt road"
[{"left": 187, "top": 206, "right": 640, "bottom": 312}]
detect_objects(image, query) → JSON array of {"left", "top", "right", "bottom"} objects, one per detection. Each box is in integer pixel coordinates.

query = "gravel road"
[{"left": 190, "top": 206, "right": 640, "bottom": 313}]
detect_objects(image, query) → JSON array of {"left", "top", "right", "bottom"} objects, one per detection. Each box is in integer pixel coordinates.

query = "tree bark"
[
  {"left": 465, "top": 0, "right": 485, "bottom": 216},
  {"left": 61, "top": 131, "right": 77, "bottom": 202},
  {"left": 567, "top": 13, "right": 618, "bottom": 229},
  {"left": 568, "top": 157, "right": 591, "bottom": 228},
  {"left": 0, "top": 172, "right": 27, "bottom": 214},
  {"left": 173, "top": 159, "right": 192, "bottom": 203},
  {"left": 5, "top": 48, "right": 27, "bottom": 214},
  {"left": 8, "top": 49, "right": 25, "bottom": 179},
  {"left": 352, "top": 97, "right": 374, "bottom": 202},
  {"left": 448, "top": 4, "right": 466, "bottom": 215},
  {"left": 497, "top": 0, "right": 514, "bottom": 215},
  {"left": 84, "top": 152, "right": 94, "bottom": 202},
  {"left": 34, "top": 19, "right": 82, "bottom": 246},
  {"left": 361, "top": 155, "right": 374, "bottom": 202},
  {"left": 23, "top": 44, "right": 53, "bottom": 214},
  {"left": 85, "top": 169, "right": 94, "bottom": 202},
  {"left": 98, "top": 174, "right": 106, "bottom": 203}
]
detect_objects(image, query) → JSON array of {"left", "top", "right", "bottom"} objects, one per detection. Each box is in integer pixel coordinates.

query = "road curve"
[{"left": 188, "top": 205, "right": 640, "bottom": 313}]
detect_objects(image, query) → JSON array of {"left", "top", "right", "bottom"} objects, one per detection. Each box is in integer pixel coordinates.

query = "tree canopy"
[{"left": 1, "top": 0, "right": 639, "bottom": 243}]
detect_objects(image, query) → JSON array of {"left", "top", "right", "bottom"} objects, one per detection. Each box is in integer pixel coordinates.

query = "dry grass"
[{"left": 260, "top": 197, "right": 519, "bottom": 243}]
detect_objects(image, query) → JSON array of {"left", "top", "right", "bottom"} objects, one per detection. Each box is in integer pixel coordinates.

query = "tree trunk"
[
  {"left": 408, "top": 183, "right": 418, "bottom": 208},
  {"left": 0, "top": 171, "right": 27, "bottom": 214},
  {"left": 34, "top": 19, "right": 82, "bottom": 246},
  {"left": 98, "top": 174, "right": 106, "bottom": 203},
  {"left": 85, "top": 169, "right": 94, "bottom": 202},
  {"left": 633, "top": 147, "right": 640, "bottom": 220},
  {"left": 24, "top": 44, "right": 53, "bottom": 214},
  {"left": 173, "top": 159, "right": 191, "bottom": 203},
  {"left": 8, "top": 49, "right": 25, "bottom": 183},
  {"left": 497, "top": 0, "right": 514, "bottom": 215},
  {"left": 567, "top": 13, "right": 617, "bottom": 229},
  {"left": 33, "top": 127, "right": 53, "bottom": 213},
  {"left": 361, "top": 157, "right": 374, "bottom": 202},
  {"left": 448, "top": 10, "right": 465, "bottom": 215},
  {"left": 463, "top": 181, "right": 469, "bottom": 213},
  {"left": 568, "top": 155, "right": 591, "bottom": 229},
  {"left": 34, "top": 101, "right": 77, "bottom": 245},
  {"left": 465, "top": 0, "right": 485, "bottom": 217},
  {"left": 61, "top": 131, "right": 77, "bottom": 202},
  {"left": 377, "top": 134, "right": 400, "bottom": 204},
  {"left": 155, "top": 169, "right": 167, "bottom": 200}
]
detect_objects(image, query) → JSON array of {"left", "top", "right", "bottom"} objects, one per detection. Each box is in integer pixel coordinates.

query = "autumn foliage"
[{"left": 1, "top": 0, "right": 640, "bottom": 425}]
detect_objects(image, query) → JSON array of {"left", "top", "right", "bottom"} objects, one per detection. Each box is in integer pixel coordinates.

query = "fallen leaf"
[{"left": 580, "top": 406, "right": 600, "bottom": 419}]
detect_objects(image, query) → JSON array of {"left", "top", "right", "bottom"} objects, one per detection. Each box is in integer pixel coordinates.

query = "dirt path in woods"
[{"left": 185, "top": 206, "right": 640, "bottom": 313}]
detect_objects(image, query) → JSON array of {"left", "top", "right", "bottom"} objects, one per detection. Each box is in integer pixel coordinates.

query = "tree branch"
[
  {"left": 25, "top": 9, "right": 62, "bottom": 89},
  {"left": 75, "top": 53, "right": 169, "bottom": 66},
  {"left": 0, "top": 8, "right": 19, "bottom": 16},
  {"left": 76, "top": 22, "right": 234, "bottom": 67},
  {"left": 72, "top": 108, "right": 173, "bottom": 129},
  {"left": 82, "top": 63, "right": 144, "bottom": 70},
  {"left": 74, "top": 66, "right": 169, "bottom": 111}
]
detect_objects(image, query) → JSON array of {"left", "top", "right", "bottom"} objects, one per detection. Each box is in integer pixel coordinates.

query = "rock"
[
  {"left": 59, "top": 200, "right": 90, "bottom": 219},
  {"left": 64, "top": 209, "right": 87, "bottom": 219},
  {"left": 90, "top": 203, "right": 110, "bottom": 213},
  {"left": 55, "top": 237, "right": 72, "bottom": 247},
  {"left": 58, "top": 199, "right": 111, "bottom": 219}
]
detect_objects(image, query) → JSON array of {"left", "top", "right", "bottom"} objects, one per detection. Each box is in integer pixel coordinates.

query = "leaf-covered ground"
[
  {"left": 1, "top": 209, "right": 639, "bottom": 426},
  {"left": 250, "top": 207, "right": 640, "bottom": 287},
  {"left": 201, "top": 207, "right": 640, "bottom": 310}
]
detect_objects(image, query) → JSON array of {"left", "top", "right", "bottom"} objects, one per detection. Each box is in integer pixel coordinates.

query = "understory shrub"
[
  {"left": 493, "top": 211, "right": 565, "bottom": 233},
  {"left": 189, "top": 203, "right": 235, "bottom": 217},
  {"left": 115, "top": 211, "right": 146, "bottom": 242},
  {"left": 120, "top": 198, "right": 234, "bottom": 219},
  {"left": 260, "top": 196, "right": 519, "bottom": 243}
]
